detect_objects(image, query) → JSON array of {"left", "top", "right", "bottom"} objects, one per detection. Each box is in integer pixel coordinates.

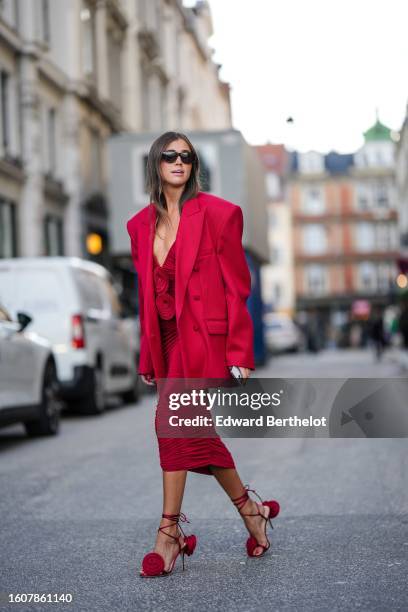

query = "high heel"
[
  {"left": 231, "top": 484, "right": 280, "bottom": 557},
  {"left": 140, "top": 512, "right": 197, "bottom": 577}
]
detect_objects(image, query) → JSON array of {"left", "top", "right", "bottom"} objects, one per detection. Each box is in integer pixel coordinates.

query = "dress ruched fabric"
[{"left": 152, "top": 238, "right": 236, "bottom": 476}]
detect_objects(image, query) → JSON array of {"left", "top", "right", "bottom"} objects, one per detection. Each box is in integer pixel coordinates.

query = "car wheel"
[
  {"left": 81, "top": 364, "right": 106, "bottom": 415},
  {"left": 24, "top": 360, "right": 61, "bottom": 437}
]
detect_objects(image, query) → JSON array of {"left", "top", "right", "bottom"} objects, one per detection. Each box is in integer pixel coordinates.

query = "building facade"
[
  {"left": 0, "top": 0, "right": 231, "bottom": 265},
  {"left": 288, "top": 119, "right": 399, "bottom": 346},
  {"left": 255, "top": 143, "right": 295, "bottom": 316},
  {"left": 396, "top": 101, "right": 408, "bottom": 278}
]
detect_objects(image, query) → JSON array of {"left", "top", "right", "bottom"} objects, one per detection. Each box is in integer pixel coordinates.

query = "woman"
[{"left": 126, "top": 131, "right": 280, "bottom": 577}]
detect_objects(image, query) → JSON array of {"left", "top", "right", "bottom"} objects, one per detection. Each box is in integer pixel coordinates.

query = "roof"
[
  {"left": 288, "top": 150, "right": 354, "bottom": 175},
  {"left": 255, "top": 144, "right": 288, "bottom": 176},
  {"left": 363, "top": 119, "right": 392, "bottom": 142},
  {"left": 325, "top": 151, "right": 354, "bottom": 174}
]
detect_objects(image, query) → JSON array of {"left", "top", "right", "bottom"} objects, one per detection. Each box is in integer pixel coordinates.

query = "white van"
[{"left": 0, "top": 257, "right": 140, "bottom": 414}]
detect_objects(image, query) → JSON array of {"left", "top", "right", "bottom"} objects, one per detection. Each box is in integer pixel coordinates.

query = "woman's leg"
[
  {"left": 209, "top": 466, "right": 269, "bottom": 556},
  {"left": 145, "top": 469, "right": 188, "bottom": 571}
]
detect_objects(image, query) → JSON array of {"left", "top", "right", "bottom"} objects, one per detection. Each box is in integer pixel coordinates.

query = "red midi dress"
[{"left": 152, "top": 237, "right": 236, "bottom": 476}]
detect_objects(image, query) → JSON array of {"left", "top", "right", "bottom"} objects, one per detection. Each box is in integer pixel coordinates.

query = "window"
[
  {"left": 0, "top": 0, "right": 17, "bottom": 28},
  {"left": 374, "top": 182, "right": 389, "bottom": 209},
  {"left": 40, "top": 0, "right": 50, "bottom": 43},
  {"left": 303, "top": 187, "right": 325, "bottom": 214},
  {"left": 197, "top": 148, "right": 211, "bottom": 192},
  {"left": 375, "top": 223, "right": 395, "bottom": 251},
  {"left": 0, "top": 70, "right": 10, "bottom": 154},
  {"left": 81, "top": 1, "right": 96, "bottom": 79},
  {"left": 302, "top": 224, "right": 327, "bottom": 254},
  {"left": 273, "top": 283, "right": 281, "bottom": 302},
  {"left": 270, "top": 247, "right": 280, "bottom": 264},
  {"left": 142, "top": 154, "right": 149, "bottom": 193},
  {"left": 355, "top": 223, "right": 375, "bottom": 252},
  {"left": 0, "top": 199, "right": 17, "bottom": 257},
  {"left": 44, "top": 215, "right": 64, "bottom": 256},
  {"left": 89, "top": 127, "right": 102, "bottom": 191},
  {"left": 268, "top": 208, "right": 277, "bottom": 227},
  {"left": 42, "top": 105, "right": 57, "bottom": 175},
  {"left": 48, "top": 108, "right": 56, "bottom": 173},
  {"left": 266, "top": 172, "right": 280, "bottom": 199},
  {"left": 108, "top": 28, "right": 122, "bottom": 110},
  {"left": 356, "top": 184, "right": 370, "bottom": 211},
  {"left": 305, "top": 264, "right": 327, "bottom": 294},
  {"left": 358, "top": 262, "right": 377, "bottom": 292},
  {"left": 298, "top": 151, "right": 324, "bottom": 174},
  {"left": 378, "top": 263, "right": 392, "bottom": 292},
  {"left": 139, "top": 0, "right": 160, "bottom": 32}
]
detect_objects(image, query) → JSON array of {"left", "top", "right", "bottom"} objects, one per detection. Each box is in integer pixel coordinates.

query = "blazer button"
[
  {"left": 193, "top": 295, "right": 200, "bottom": 301},
  {"left": 193, "top": 324, "right": 199, "bottom": 331},
  {"left": 193, "top": 264, "right": 199, "bottom": 272}
]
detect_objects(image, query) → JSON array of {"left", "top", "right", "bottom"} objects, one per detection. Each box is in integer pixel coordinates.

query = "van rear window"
[{"left": 72, "top": 269, "right": 104, "bottom": 312}]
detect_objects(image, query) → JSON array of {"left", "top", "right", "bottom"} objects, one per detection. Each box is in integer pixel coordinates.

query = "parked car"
[
  {"left": 0, "top": 303, "right": 61, "bottom": 436},
  {"left": 0, "top": 257, "right": 140, "bottom": 414},
  {"left": 264, "top": 313, "right": 303, "bottom": 353}
]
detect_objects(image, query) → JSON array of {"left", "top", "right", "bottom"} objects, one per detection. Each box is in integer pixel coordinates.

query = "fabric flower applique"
[
  {"left": 154, "top": 266, "right": 169, "bottom": 294},
  {"left": 155, "top": 292, "right": 175, "bottom": 320}
]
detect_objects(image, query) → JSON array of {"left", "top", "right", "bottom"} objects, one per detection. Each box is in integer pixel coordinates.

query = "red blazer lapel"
[
  {"left": 175, "top": 196, "right": 204, "bottom": 322},
  {"left": 141, "top": 205, "right": 165, "bottom": 378}
]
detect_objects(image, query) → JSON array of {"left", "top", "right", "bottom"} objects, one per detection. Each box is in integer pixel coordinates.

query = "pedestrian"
[
  {"left": 368, "top": 306, "right": 386, "bottom": 361},
  {"left": 398, "top": 300, "right": 408, "bottom": 349},
  {"left": 126, "top": 131, "right": 280, "bottom": 577}
]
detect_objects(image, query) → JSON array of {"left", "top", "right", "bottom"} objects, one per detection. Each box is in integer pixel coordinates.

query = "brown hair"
[{"left": 145, "top": 131, "right": 201, "bottom": 232}]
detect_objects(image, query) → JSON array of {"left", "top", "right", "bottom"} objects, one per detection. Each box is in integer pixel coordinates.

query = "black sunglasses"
[{"left": 161, "top": 150, "right": 195, "bottom": 164}]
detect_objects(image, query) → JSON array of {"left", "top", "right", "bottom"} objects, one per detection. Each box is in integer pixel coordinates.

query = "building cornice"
[
  {"left": 37, "top": 57, "right": 69, "bottom": 95},
  {"left": 64, "top": 76, "right": 125, "bottom": 131},
  {"left": 294, "top": 250, "right": 400, "bottom": 264},
  {"left": 0, "top": 19, "right": 22, "bottom": 53},
  {"left": 293, "top": 210, "right": 398, "bottom": 223},
  {"left": 0, "top": 156, "right": 25, "bottom": 182}
]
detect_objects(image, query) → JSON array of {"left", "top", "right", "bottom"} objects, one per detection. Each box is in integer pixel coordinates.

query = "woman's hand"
[
  {"left": 231, "top": 366, "right": 251, "bottom": 381},
  {"left": 141, "top": 373, "right": 156, "bottom": 386},
  {"left": 238, "top": 367, "right": 251, "bottom": 380}
]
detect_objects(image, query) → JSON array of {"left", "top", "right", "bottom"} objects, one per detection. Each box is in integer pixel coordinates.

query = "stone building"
[{"left": 0, "top": 0, "right": 231, "bottom": 265}]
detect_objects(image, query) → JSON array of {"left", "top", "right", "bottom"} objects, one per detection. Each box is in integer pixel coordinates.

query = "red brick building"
[{"left": 288, "top": 120, "right": 399, "bottom": 346}]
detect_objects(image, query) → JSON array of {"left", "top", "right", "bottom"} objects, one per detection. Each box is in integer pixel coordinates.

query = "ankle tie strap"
[
  {"left": 231, "top": 484, "right": 265, "bottom": 510},
  {"left": 231, "top": 486, "right": 250, "bottom": 511},
  {"left": 159, "top": 512, "right": 190, "bottom": 540},
  {"left": 231, "top": 484, "right": 275, "bottom": 529},
  {"left": 161, "top": 512, "right": 190, "bottom": 524}
]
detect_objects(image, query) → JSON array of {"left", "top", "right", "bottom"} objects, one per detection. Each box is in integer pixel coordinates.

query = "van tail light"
[{"left": 71, "top": 314, "right": 86, "bottom": 349}]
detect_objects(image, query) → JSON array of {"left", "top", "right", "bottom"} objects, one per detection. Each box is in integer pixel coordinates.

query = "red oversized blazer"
[{"left": 126, "top": 191, "right": 255, "bottom": 379}]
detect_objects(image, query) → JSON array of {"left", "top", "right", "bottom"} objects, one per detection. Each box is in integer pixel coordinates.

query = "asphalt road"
[{"left": 0, "top": 349, "right": 407, "bottom": 612}]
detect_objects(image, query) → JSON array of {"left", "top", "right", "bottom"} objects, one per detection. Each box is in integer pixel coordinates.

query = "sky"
[{"left": 184, "top": 0, "right": 408, "bottom": 153}]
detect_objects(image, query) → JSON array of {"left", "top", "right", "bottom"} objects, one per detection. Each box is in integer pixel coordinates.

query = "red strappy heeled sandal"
[
  {"left": 232, "top": 484, "right": 280, "bottom": 557},
  {"left": 140, "top": 512, "right": 197, "bottom": 577}
]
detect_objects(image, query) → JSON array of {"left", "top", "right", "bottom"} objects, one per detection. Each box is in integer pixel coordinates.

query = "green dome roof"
[{"left": 363, "top": 119, "right": 392, "bottom": 142}]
